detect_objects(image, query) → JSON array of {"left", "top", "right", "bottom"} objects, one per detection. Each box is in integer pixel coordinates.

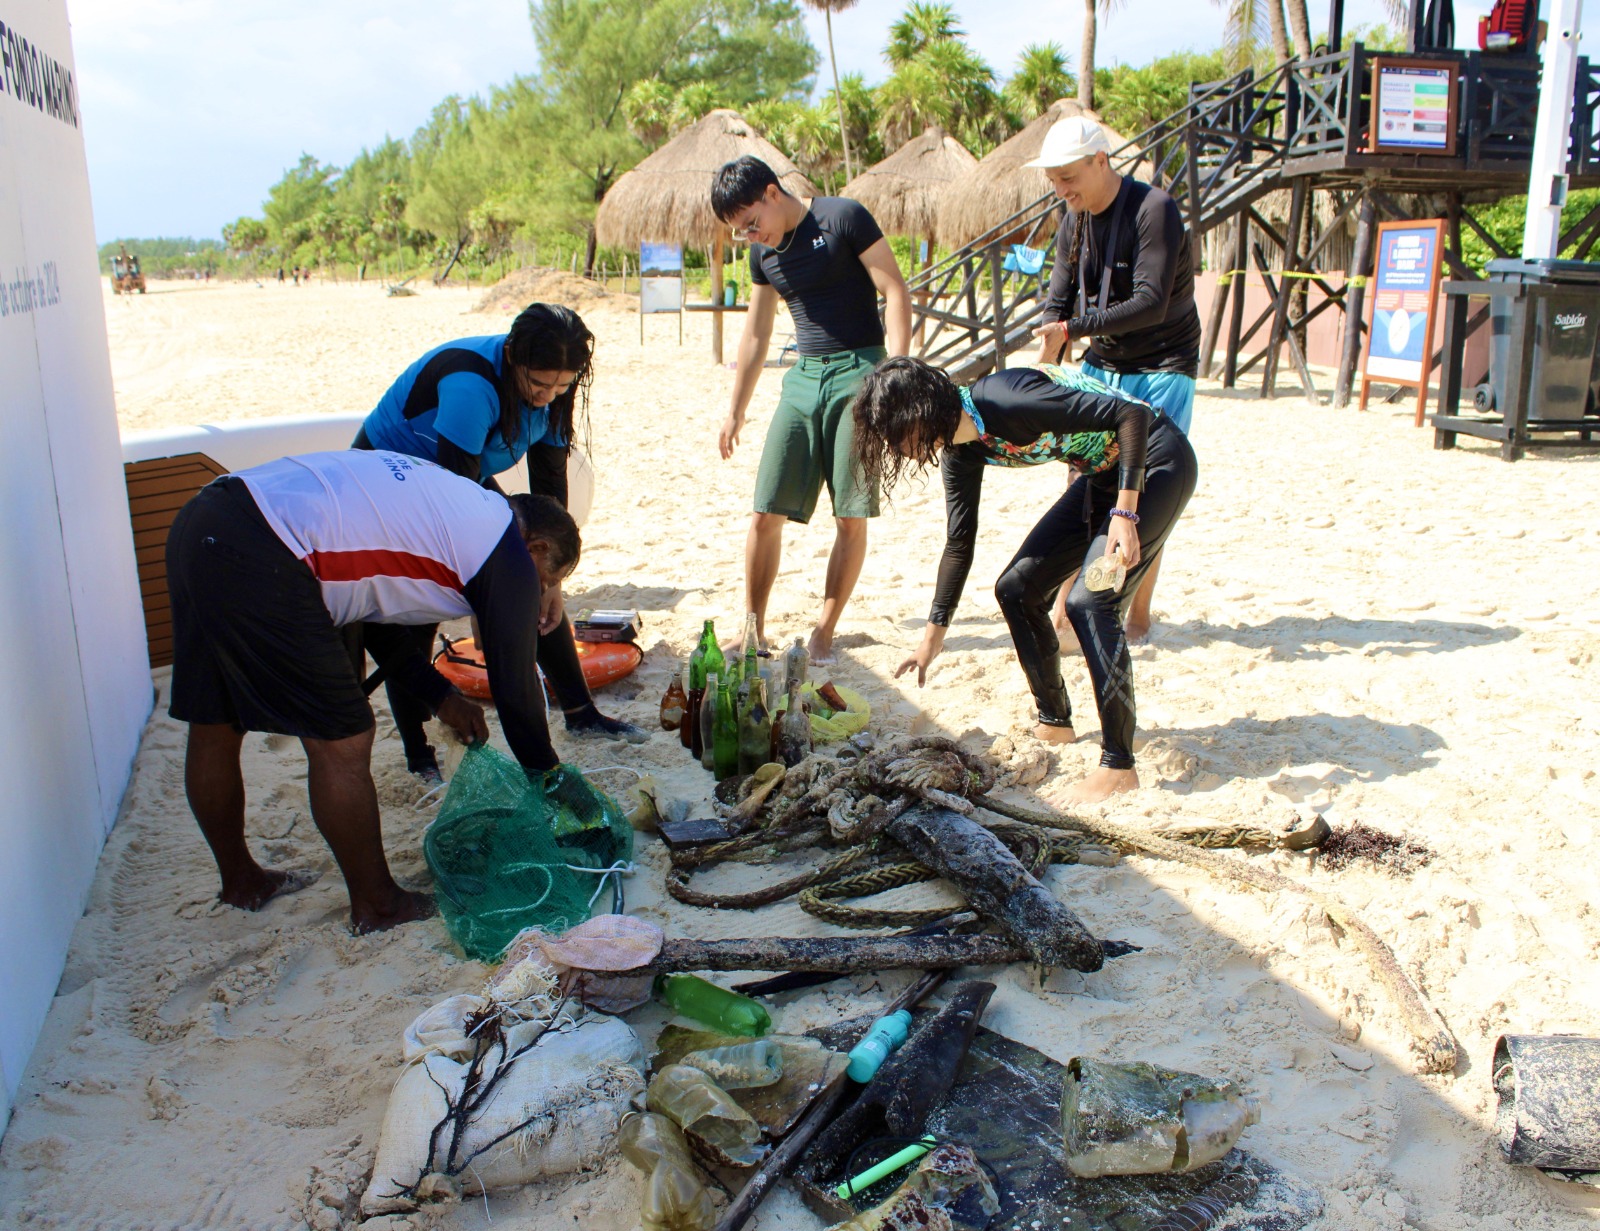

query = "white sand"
[{"left": 2, "top": 277, "right": 1599, "bottom": 1230}]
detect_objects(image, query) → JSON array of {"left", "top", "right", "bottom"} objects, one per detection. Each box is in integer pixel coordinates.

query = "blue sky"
[{"left": 73, "top": 0, "right": 1488, "bottom": 243}]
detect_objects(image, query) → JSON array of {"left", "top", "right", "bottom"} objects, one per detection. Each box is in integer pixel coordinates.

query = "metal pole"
[
  {"left": 1522, "top": 0, "right": 1585, "bottom": 259},
  {"left": 1333, "top": 192, "right": 1377, "bottom": 408}
]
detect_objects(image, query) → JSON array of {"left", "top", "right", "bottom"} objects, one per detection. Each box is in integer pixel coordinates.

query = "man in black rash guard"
[
  {"left": 852, "top": 358, "right": 1197, "bottom": 803},
  {"left": 166, "top": 450, "right": 580, "bottom": 933},
  {"left": 711, "top": 156, "right": 912, "bottom": 662},
  {"left": 1027, "top": 116, "right": 1201, "bottom": 645}
]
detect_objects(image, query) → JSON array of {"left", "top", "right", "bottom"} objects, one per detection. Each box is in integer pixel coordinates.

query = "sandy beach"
[{"left": 2, "top": 276, "right": 1598, "bottom": 1231}]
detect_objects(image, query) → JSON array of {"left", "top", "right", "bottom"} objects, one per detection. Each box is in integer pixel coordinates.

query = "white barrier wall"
[{"left": 0, "top": 0, "right": 151, "bottom": 1133}]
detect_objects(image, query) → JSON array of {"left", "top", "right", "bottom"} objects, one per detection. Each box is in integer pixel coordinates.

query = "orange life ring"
[{"left": 433, "top": 636, "right": 642, "bottom": 701}]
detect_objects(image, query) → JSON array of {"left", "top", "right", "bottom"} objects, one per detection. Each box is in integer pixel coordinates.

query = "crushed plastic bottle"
[
  {"left": 646, "top": 1064, "right": 766, "bottom": 1166},
  {"left": 657, "top": 973, "right": 771, "bottom": 1036},
  {"left": 1063, "top": 1057, "right": 1261, "bottom": 1177},
  {"left": 680, "top": 1040, "right": 784, "bottom": 1089},
  {"left": 1083, "top": 545, "right": 1128, "bottom": 594},
  {"left": 619, "top": 1112, "right": 716, "bottom": 1231}
]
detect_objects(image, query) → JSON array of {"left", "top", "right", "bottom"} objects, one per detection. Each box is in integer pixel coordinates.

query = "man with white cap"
[{"left": 1027, "top": 115, "right": 1200, "bottom": 643}]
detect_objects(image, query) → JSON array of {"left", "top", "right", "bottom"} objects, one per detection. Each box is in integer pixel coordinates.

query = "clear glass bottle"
[
  {"left": 776, "top": 679, "right": 812, "bottom": 767},
  {"left": 783, "top": 636, "right": 809, "bottom": 693},
  {"left": 699, "top": 672, "right": 719, "bottom": 771},
  {"left": 737, "top": 678, "right": 772, "bottom": 775}
]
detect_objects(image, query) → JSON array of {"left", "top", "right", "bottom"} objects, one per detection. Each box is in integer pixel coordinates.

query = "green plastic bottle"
[
  {"left": 657, "top": 973, "right": 772, "bottom": 1036},
  {"left": 712, "top": 677, "right": 739, "bottom": 780}
]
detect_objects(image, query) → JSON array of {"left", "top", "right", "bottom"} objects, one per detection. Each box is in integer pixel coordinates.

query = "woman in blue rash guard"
[{"left": 355, "top": 302, "right": 645, "bottom": 781}]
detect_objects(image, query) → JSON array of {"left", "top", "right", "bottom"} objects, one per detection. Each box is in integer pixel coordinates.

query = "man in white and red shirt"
[{"left": 166, "top": 449, "right": 578, "bottom": 933}]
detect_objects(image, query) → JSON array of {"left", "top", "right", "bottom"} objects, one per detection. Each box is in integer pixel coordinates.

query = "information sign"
[{"left": 1361, "top": 219, "right": 1447, "bottom": 424}]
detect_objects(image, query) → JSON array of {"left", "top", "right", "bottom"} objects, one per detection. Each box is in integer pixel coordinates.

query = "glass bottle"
[
  {"left": 660, "top": 663, "right": 687, "bottom": 731},
  {"left": 680, "top": 664, "right": 696, "bottom": 751},
  {"left": 776, "top": 679, "right": 812, "bottom": 767},
  {"left": 740, "top": 612, "right": 760, "bottom": 685},
  {"left": 712, "top": 677, "right": 739, "bottom": 780},
  {"left": 702, "top": 626, "right": 726, "bottom": 691},
  {"left": 737, "top": 678, "right": 771, "bottom": 776},
  {"left": 783, "top": 637, "right": 809, "bottom": 692},
  {"left": 699, "top": 672, "right": 719, "bottom": 771}
]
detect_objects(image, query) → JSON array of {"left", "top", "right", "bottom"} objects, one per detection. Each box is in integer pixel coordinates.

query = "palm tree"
[
  {"left": 1079, "top": 0, "right": 1127, "bottom": 111},
  {"left": 876, "top": 59, "right": 955, "bottom": 150},
  {"left": 803, "top": 0, "right": 861, "bottom": 182},
  {"left": 886, "top": 2, "right": 962, "bottom": 68},
  {"left": 1006, "top": 42, "right": 1074, "bottom": 121},
  {"left": 1285, "top": 0, "right": 1313, "bottom": 59},
  {"left": 1216, "top": 0, "right": 1290, "bottom": 69},
  {"left": 623, "top": 80, "right": 674, "bottom": 149}
]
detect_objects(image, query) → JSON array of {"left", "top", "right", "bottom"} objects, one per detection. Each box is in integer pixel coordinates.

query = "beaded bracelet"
[{"left": 1109, "top": 508, "right": 1140, "bottom": 525}]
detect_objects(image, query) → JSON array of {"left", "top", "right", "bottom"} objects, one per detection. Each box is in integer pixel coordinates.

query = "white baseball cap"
[{"left": 1024, "top": 116, "right": 1112, "bottom": 169}]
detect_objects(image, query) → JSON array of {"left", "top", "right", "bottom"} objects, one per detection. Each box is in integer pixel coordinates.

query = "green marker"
[{"left": 833, "top": 1136, "right": 938, "bottom": 1199}]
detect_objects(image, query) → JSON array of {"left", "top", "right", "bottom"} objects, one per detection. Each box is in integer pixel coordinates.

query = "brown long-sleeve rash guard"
[{"left": 1041, "top": 177, "right": 1201, "bottom": 378}]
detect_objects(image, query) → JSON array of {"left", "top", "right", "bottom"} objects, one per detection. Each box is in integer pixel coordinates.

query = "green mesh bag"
[{"left": 423, "top": 745, "right": 634, "bottom": 961}]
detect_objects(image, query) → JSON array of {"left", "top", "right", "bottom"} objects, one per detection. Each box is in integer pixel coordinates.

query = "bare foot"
[
  {"left": 1033, "top": 723, "right": 1077, "bottom": 744},
  {"left": 1053, "top": 617, "right": 1082, "bottom": 656},
  {"left": 808, "top": 627, "right": 836, "bottom": 665},
  {"left": 1061, "top": 766, "right": 1140, "bottom": 803},
  {"left": 1124, "top": 617, "right": 1152, "bottom": 644},
  {"left": 351, "top": 889, "right": 435, "bottom": 935},
  {"left": 218, "top": 867, "right": 318, "bottom": 912}
]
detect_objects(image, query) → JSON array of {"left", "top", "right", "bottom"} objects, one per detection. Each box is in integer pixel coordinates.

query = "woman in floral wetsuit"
[{"left": 852, "top": 357, "right": 1197, "bottom": 802}]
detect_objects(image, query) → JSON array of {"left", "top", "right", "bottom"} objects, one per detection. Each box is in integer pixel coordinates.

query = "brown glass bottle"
[{"left": 660, "top": 663, "right": 688, "bottom": 731}]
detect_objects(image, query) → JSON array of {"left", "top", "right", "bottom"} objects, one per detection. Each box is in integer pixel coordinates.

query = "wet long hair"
[
  {"left": 851, "top": 356, "right": 965, "bottom": 495},
  {"left": 498, "top": 302, "right": 594, "bottom": 452}
]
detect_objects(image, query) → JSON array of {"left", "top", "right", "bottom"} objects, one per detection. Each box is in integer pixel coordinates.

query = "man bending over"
[{"left": 166, "top": 449, "right": 578, "bottom": 933}]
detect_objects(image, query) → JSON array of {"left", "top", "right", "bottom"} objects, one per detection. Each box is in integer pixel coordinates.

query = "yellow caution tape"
[{"left": 1214, "top": 270, "right": 1368, "bottom": 287}]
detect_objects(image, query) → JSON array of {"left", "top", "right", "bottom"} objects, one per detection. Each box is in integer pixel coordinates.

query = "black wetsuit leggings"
[
  {"left": 378, "top": 620, "right": 594, "bottom": 762},
  {"left": 994, "top": 426, "right": 1197, "bottom": 770}
]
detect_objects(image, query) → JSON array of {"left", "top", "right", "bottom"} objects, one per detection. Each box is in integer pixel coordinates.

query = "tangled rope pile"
[{"left": 666, "top": 735, "right": 1459, "bottom": 1075}]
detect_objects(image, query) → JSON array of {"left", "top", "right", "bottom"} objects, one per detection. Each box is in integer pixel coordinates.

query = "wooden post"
[
  {"left": 1222, "top": 215, "right": 1250, "bottom": 388},
  {"left": 1333, "top": 192, "right": 1376, "bottom": 408},
  {"left": 989, "top": 242, "right": 1007, "bottom": 372},
  {"left": 710, "top": 236, "right": 726, "bottom": 365},
  {"left": 1263, "top": 177, "right": 1309, "bottom": 399},
  {"left": 1200, "top": 214, "right": 1240, "bottom": 380}
]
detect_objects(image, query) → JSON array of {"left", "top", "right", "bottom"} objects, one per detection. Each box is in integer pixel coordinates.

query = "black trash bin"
[{"left": 1476, "top": 258, "right": 1600, "bottom": 419}]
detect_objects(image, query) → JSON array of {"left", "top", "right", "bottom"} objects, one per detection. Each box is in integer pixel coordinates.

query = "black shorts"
[{"left": 166, "top": 478, "right": 374, "bottom": 741}]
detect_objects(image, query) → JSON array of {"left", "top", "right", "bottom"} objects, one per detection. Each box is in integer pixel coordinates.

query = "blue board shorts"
[{"left": 1081, "top": 361, "right": 1196, "bottom": 438}]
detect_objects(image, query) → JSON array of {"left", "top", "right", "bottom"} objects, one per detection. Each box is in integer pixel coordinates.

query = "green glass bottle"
[
  {"left": 740, "top": 612, "right": 759, "bottom": 684},
  {"left": 738, "top": 678, "right": 772, "bottom": 775},
  {"left": 689, "top": 621, "right": 712, "bottom": 691},
  {"left": 702, "top": 623, "right": 726, "bottom": 689},
  {"left": 712, "top": 677, "right": 739, "bottom": 780}
]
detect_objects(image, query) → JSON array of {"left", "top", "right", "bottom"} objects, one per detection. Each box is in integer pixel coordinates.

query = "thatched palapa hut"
[
  {"left": 937, "top": 100, "right": 1139, "bottom": 250},
  {"left": 596, "top": 108, "right": 817, "bottom": 362},
  {"left": 839, "top": 126, "right": 976, "bottom": 276}
]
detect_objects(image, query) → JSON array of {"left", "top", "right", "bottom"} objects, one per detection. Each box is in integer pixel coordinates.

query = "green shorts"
[{"left": 753, "top": 345, "right": 886, "bottom": 524}]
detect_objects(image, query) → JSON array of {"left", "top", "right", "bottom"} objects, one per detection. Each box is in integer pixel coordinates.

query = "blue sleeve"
[{"left": 432, "top": 371, "right": 501, "bottom": 456}]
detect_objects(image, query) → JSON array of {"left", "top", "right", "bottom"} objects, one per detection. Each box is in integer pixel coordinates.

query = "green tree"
[
  {"left": 262, "top": 154, "right": 335, "bottom": 257},
  {"left": 886, "top": 1, "right": 961, "bottom": 67},
  {"left": 221, "top": 216, "right": 269, "bottom": 274},
  {"left": 407, "top": 97, "right": 495, "bottom": 281},
  {"left": 1216, "top": 0, "right": 1289, "bottom": 70},
  {"left": 1099, "top": 49, "right": 1228, "bottom": 138},
  {"left": 624, "top": 79, "right": 676, "bottom": 149},
  {"left": 823, "top": 72, "right": 881, "bottom": 171},
  {"left": 671, "top": 81, "right": 726, "bottom": 132},
  {"left": 802, "top": 0, "right": 861, "bottom": 180},
  {"left": 525, "top": 0, "right": 818, "bottom": 273},
  {"left": 1005, "top": 42, "right": 1074, "bottom": 121},
  {"left": 875, "top": 3, "right": 999, "bottom": 154}
]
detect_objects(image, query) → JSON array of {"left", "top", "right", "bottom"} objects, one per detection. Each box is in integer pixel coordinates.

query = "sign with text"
[
  {"left": 1361, "top": 219, "right": 1447, "bottom": 424},
  {"left": 1369, "top": 58, "right": 1459, "bottom": 155}
]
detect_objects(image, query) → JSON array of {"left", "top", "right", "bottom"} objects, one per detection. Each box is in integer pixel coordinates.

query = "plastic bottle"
[
  {"left": 776, "top": 680, "right": 813, "bottom": 767},
  {"left": 712, "top": 677, "right": 740, "bottom": 780},
  {"left": 619, "top": 1112, "right": 716, "bottom": 1231},
  {"left": 846, "top": 1009, "right": 913, "bottom": 1082},
  {"left": 1083, "top": 545, "right": 1127, "bottom": 593},
  {"left": 699, "top": 672, "right": 719, "bottom": 771},
  {"left": 646, "top": 1064, "right": 765, "bottom": 1166},
  {"left": 660, "top": 666, "right": 687, "bottom": 731},
  {"left": 679, "top": 1040, "right": 784, "bottom": 1089},
  {"left": 738, "top": 678, "right": 772, "bottom": 775},
  {"left": 657, "top": 973, "right": 771, "bottom": 1036}
]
